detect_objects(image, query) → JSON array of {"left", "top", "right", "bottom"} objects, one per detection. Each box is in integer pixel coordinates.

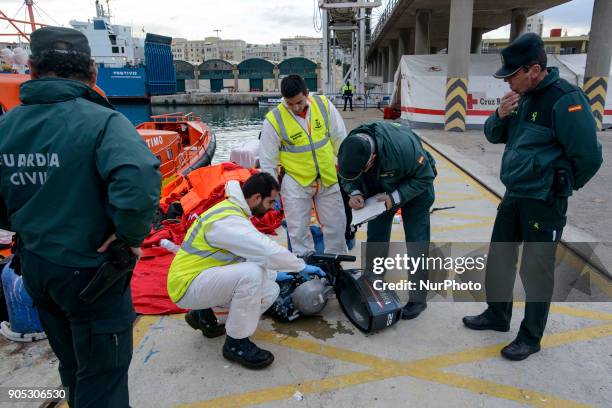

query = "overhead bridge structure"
[
  {"left": 364, "top": 0, "right": 612, "bottom": 131},
  {"left": 319, "top": 1, "right": 381, "bottom": 96}
]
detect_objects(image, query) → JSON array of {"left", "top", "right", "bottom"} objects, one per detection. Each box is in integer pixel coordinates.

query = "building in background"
[
  {"left": 204, "top": 37, "right": 246, "bottom": 62},
  {"left": 172, "top": 38, "right": 220, "bottom": 64},
  {"left": 482, "top": 32, "right": 588, "bottom": 55},
  {"left": 245, "top": 43, "right": 282, "bottom": 61},
  {"left": 526, "top": 14, "right": 544, "bottom": 36},
  {"left": 173, "top": 35, "right": 324, "bottom": 64},
  {"left": 171, "top": 38, "right": 187, "bottom": 61},
  {"left": 281, "top": 36, "right": 322, "bottom": 62}
]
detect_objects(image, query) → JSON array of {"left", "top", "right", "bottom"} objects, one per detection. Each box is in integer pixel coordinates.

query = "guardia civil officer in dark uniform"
[
  {"left": 338, "top": 121, "right": 436, "bottom": 319},
  {"left": 462, "top": 33, "right": 602, "bottom": 361},
  {"left": 0, "top": 27, "right": 161, "bottom": 406}
]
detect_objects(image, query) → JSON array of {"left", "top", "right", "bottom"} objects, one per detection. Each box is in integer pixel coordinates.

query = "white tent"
[{"left": 391, "top": 54, "right": 611, "bottom": 128}]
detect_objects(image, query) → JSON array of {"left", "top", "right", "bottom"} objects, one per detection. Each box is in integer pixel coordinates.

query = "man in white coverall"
[
  {"left": 260, "top": 74, "right": 347, "bottom": 255},
  {"left": 167, "top": 173, "right": 325, "bottom": 369}
]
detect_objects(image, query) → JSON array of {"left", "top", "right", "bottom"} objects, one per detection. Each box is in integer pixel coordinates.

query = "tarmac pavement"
[{"left": 0, "top": 108, "right": 610, "bottom": 408}]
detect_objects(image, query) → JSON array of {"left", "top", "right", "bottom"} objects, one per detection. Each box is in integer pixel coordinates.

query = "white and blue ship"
[{"left": 70, "top": 1, "right": 175, "bottom": 99}]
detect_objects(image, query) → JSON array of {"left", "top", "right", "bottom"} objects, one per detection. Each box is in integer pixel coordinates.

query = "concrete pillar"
[
  {"left": 510, "top": 8, "right": 528, "bottom": 42},
  {"left": 378, "top": 49, "right": 384, "bottom": 77},
  {"left": 584, "top": 0, "right": 612, "bottom": 130},
  {"left": 398, "top": 28, "right": 411, "bottom": 57},
  {"left": 444, "top": 0, "right": 473, "bottom": 132},
  {"left": 232, "top": 64, "right": 239, "bottom": 92},
  {"left": 381, "top": 46, "right": 389, "bottom": 83},
  {"left": 193, "top": 65, "right": 200, "bottom": 90},
  {"left": 322, "top": 8, "right": 329, "bottom": 94},
  {"left": 389, "top": 39, "right": 399, "bottom": 82},
  {"left": 359, "top": 6, "right": 366, "bottom": 96},
  {"left": 414, "top": 9, "right": 431, "bottom": 55},
  {"left": 373, "top": 51, "right": 378, "bottom": 76},
  {"left": 273, "top": 64, "right": 279, "bottom": 91},
  {"left": 471, "top": 28, "right": 484, "bottom": 54}
]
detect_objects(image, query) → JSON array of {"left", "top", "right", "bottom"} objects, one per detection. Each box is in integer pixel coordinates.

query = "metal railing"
[
  {"left": 371, "top": 0, "right": 400, "bottom": 44},
  {"left": 149, "top": 112, "right": 202, "bottom": 123}
]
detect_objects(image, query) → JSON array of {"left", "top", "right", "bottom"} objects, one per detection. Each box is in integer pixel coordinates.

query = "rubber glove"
[
  {"left": 298, "top": 265, "right": 326, "bottom": 281},
  {"left": 276, "top": 272, "right": 294, "bottom": 282}
]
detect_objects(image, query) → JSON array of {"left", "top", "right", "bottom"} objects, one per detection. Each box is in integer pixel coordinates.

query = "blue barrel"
[{"left": 1, "top": 262, "right": 44, "bottom": 334}]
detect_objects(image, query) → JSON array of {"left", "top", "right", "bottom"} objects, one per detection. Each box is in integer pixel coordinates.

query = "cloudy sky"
[{"left": 2, "top": 0, "right": 595, "bottom": 44}]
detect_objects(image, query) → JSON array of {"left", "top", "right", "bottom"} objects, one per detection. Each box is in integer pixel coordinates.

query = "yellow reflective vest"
[
  {"left": 265, "top": 94, "right": 338, "bottom": 187},
  {"left": 342, "top": 84, "right": 355, "bottom": 94},
  {"left": 167, "top": 199, "right": 246, "bottom": 303}
]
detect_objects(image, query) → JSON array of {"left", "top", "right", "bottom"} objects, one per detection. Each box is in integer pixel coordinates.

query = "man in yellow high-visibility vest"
[
  {"left": 260, "top": 75, "right": 348, "bottom": 255},
  {"left": 167, "top": 173, "right": 325, "bottom": 369},
  {"left": 342, "top": 80, "right": 355, "bottom": 111}
]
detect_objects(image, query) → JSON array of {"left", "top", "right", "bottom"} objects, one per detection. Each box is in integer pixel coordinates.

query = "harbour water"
[{"left": 115, "top": 102, "right": 269, "bottom": 163}]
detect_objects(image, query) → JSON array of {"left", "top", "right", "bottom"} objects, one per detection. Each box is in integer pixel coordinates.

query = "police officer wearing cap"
[
  {"left": 0, "top": 27, "right": 161, "bottom": 405},
  {"left": 462, "top": 33, "right": 602, "bottom": 360},
  {"left": 337, "top": 121, "right": 436, "bottom": 319}
]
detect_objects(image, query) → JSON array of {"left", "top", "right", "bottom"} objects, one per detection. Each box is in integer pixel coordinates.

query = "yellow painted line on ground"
[
  {"left": 400, "top": 367, "right": 594, "bottom": 408},
  {"left": 556, "top": 248, "right": 612, "bottom": 298},
  {"left": 355, "top": 230, "right": 405, "bottom": 241},
  {"left": 57, "top": 315, "right": 161, "bottom": 408},
  {"left": 355, "top": 220, "right": 494, "bottom": 242},
  {"left": 431, "top": 212, "right": 495, "bottom": 221},
  {"left": 434, "top": 196, "right": 488, "bottom": 205},
  {"left": 548, "top": 304, "right": 612, "bottom": 322},
  {"left": 133, "top": 315, "right": 161, "bottom": 348},
  {"left": 434, "top": 176, "right": 467, "bottom": 183},
  {"left": 427, "top": 148, "right": 500, "bottom": 205},
  {"left": 180, "top": 322, "right": 611, "bottom": 408},
  {"left": 431, "top": 220, "right": 494, "bottom": 233},
  {"left": 413, "top": 322, "right": 612, "bottom": 370},
  {"left": 589, "top": 270, "right": 612, "bottom": 298},
  {"left": 252, "top": 330, "right": 396, "bottom": 370},
  {"left": 173, "top": 369, "right": 390, "bottom": 408},
  {"left": 514, "top": 302, "right": 612, "bottom": 322}
]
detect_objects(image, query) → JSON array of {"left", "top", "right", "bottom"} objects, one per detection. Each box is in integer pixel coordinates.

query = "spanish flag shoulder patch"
[
  {"left": 568, "top": 104, "right": 582, "bottom": 112},
  {"left": 418, "top": 155, "right": 425, "bottom": 165}
]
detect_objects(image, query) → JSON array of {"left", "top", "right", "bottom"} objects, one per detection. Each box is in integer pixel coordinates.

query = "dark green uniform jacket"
[
  {"left": 341, "top": 121, "right": 436, "bottom": 207},
  {"left": 485, "top": 67, "right": 602, "bottom": 200},
  {"left": 0, "top": 78, "right": 161, "bottom": 267}
]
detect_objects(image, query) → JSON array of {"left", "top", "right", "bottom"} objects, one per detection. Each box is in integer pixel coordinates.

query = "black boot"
[
  {"left": 222, "top": 336, "right": 274, "bottom": 369},
  {"left": 462, "top": 310, "right": 510, "bottom": 332},
  {"left": 501, "top": 339, "right": 541, "bottom": 361},
  {"left": 185, "top": 309, "right": 226, "bottom": 338},
  {"left": 401, "top": 301, "right": 427, "bottom": 320}
]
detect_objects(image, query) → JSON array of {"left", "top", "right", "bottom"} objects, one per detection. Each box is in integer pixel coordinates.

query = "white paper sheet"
[{"left": 351, "top": 193, "right": 387, "bottom": 227}]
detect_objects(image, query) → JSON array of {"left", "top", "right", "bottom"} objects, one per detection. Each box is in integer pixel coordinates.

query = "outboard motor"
[
  {"left": 292, "top": 278, "right": 333, "bottom": 315},
  {"left": 266, "top": 252, "right": 402, "bottom": 334},
  {"left": 304, "top": 253, "right": 403, "bottom": 333}
]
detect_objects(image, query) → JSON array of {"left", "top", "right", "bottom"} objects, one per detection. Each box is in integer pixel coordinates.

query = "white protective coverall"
[
  {"left": 176, "top": 180, "right": 305, "bottom": 339},
  {"left": 259, "top": 98, "right": 348, "bottom": 255}
]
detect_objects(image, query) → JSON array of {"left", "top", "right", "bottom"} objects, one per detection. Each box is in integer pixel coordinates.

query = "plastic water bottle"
[{"left": 160, "top": 239, "right": 180, "bottom": 253}]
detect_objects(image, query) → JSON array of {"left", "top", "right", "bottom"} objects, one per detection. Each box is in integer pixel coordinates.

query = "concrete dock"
[
  {"left": 151, "top": 92, "right": 281, "bottom": 106},
  {"left": 1, "top": 109, "right": 610, "bottom": 408}
]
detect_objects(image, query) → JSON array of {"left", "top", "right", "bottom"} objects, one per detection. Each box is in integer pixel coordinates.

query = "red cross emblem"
[{"left": 467, "top": 93, "right": 478, "bottom": 110}]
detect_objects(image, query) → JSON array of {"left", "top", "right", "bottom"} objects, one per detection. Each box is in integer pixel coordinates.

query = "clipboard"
[{"left": 351, "top": 193, "right": 387, "bottom": 227}]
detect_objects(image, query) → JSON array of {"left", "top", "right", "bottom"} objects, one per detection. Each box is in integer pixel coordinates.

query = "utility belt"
[
  {"left": 79, "top": 239, "right": 137, "bottom": 304},
  {"left": 9, "top": 237, "right": 137, "bottom": 304},
  {"left": 546, "top": 167, "right": 572, "bottom": 205}
]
